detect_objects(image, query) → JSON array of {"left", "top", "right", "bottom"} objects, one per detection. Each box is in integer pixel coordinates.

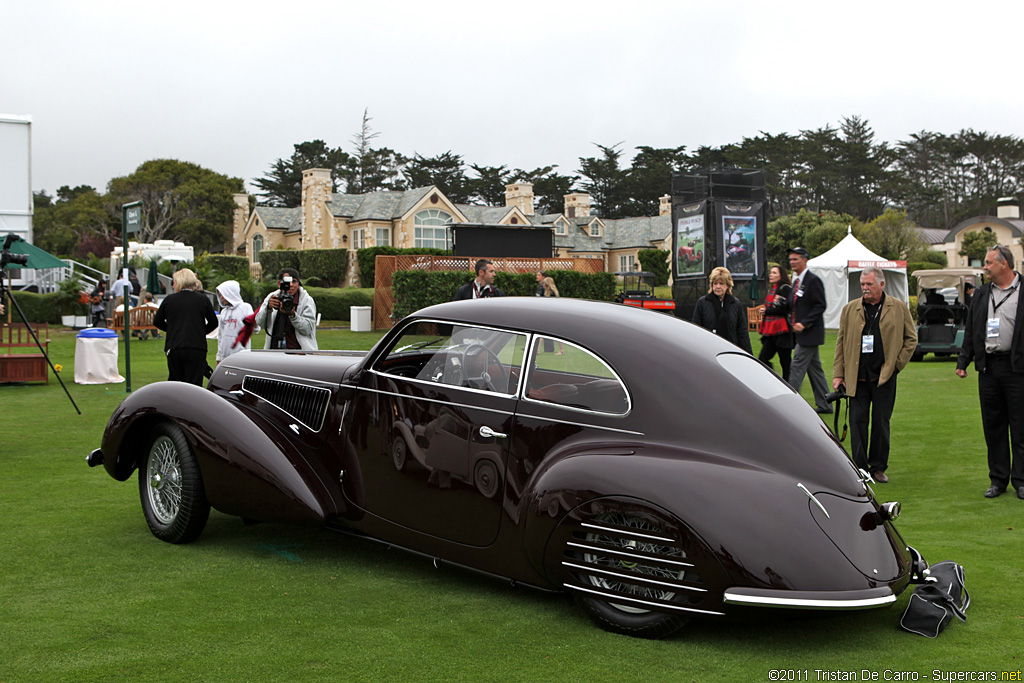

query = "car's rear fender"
[
  {"left": 100, "top": 382, "right": 342, "bottom": 525},
  {"left": 522, "top": 448, "right": 908, "bottom": 601}
]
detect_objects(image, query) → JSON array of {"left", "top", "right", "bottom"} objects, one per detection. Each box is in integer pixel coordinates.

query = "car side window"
[
  {"left": 374, "top": 320, "right": 526, "bottom": 396},
  {"left": 526, "top": 338, "right": 629, "bottom": 414}
]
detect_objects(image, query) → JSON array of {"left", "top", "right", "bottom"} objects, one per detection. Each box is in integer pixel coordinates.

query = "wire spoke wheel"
[
  {"left": 570, "top": 511, "right": 690, "bottom": 638},
  {"left": 138, "top": 422, "right": 210, "bottom": 544}
]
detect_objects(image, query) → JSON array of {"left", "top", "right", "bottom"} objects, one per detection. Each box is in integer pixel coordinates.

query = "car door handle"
[{"left": 479, "top": 426, "right": 507, "bottom": 439}]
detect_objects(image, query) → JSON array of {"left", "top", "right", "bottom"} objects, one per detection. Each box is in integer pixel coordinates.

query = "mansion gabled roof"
[
  {"left": 256, "top": 207, "right": 302, "bottom": 232},
  {"left": 555, "top": 214, "right": 671, "bottom": 253},
  {"left": 326, "top": 187, "right": 434, "bottom": 221}
]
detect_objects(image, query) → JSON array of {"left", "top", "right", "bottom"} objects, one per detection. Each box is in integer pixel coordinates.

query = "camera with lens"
[
  {"left": 276, "top": 276, "right": 296, "bottom": 315},
  {"left": 1, "top": 234, "right": 29, "bottom": 268},
  {"left": 825, "top": 383, "right": 847, "bottom": 403}
]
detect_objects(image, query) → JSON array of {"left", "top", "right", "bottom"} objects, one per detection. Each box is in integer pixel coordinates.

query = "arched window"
[
  {"left": 414, "top": 209, "right": 453, "bottom": 249},
  {"left": 252, "top": 234, "right": 264, "bottom": 261}
]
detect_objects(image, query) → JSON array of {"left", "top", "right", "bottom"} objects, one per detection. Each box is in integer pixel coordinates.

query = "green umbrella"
[
  {"left": 2, "top": 234, "right": 66, "bottom": 270},
  {"left": 146, "top": 259, "right": 161, "bottom": 294}
]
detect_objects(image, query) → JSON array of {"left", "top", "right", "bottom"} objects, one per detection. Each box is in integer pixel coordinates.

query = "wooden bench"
[
  {"left": 0, "top": 322, "right": 50, "bottom": 384},
  {"left": 747, "top": 306, "right": 764, "bottom": 331},
  {"left": 112, "top": 306, "right": 159, "bottom": 336}
]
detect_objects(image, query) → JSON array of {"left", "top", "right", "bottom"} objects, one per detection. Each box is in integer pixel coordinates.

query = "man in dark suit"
[
  {"left": 956, "top": 245, "right": 1024, "bottom": 500},
  {"left": 453, "top": 259, "right": 505, "bottom": 300},
  {"left": 787, "top": 246, "right": 831, "bottom": 413}
]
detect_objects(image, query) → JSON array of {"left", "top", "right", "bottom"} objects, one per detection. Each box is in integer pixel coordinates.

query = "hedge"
[
  {"left": 6, "top": 291, "right": 61, "bottom": 324},
  {"left": 392, "top": 269, "right": 616, "bottom": 319},
  {"left": 302, "top": 287, "right": 373, "bottom": 321},
  {"left": 257, "top": 250, "right": 301, "bottom": 282},
  {"left": 356, "top": 247, "right": 449, "bottom": 288},
  {"left": 198, "top": 255, "right": 251, "bottom": 282}
]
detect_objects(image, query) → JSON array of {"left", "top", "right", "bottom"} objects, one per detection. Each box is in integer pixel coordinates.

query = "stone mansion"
[{"left": 231, "top": 168, "right": 672, "bottom": 286}]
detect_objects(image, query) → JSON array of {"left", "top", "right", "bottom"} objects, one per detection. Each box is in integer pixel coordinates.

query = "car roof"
[{"left": 410, "top": 297, "right": 732, "bottom": 371}]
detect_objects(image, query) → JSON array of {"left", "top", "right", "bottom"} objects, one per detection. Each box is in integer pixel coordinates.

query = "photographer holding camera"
[
  {"left": 255, "top": 268, "right": 318, "bottom": 351},
  {"left": 833, "top": 267, "right": 917, "bottom": 483}
]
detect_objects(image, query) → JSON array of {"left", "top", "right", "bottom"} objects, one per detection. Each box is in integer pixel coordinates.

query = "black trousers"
[
  {"left": 849, "top": 375, "right": 898, "bottom": 473},
  {"left": 758, "top": 335, "right": 792, "bottom": 382},
  {"left": 978, "top": 354, "right": 1024, "bottom": 490},
  {"left": 166, "top": 348, "right": 208, "bottom": 386}
]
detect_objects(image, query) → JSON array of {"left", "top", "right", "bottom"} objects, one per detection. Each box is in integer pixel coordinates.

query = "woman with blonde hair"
[
  {"left": 541, "top": 276, "right": 563, "bottom": 353},
  {"left": 691, "top": 266, "right": 752, "bottom": 353},
  {"left": 154, "top": 268, "right": 218, "bottom": 385}
]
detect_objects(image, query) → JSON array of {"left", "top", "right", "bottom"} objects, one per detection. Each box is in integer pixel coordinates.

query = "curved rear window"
[
  {"left": 525, "top": 338, "right": 629, "bottom": 414},
  {"left": 717, "top": 353, "right": 792, "bottom": 399}
]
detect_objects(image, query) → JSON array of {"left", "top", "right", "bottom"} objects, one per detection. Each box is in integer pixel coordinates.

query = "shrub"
[
  {"left": 356, "top": 247, "right": 448, "bottom": 288},
  {"left": 199, "top": 255, "right": 250, "bottom": 282},
  {"left": 9, "top": 291, "right": 61, "bottom": 324},
  {"left": 303, "top": 287, "right": 373, "bottom": 321},
  {"left": 638, "top": 249, "right": 670, "bottom": 286},
  {"left": 299, "top": 249, "right": 348, "bottom": 287},
  {"left": 258, "top": 250, "right": 301, "bottom": 282},
  {"left": 392, "top": 269, "right": 616, "bottom": 319}
]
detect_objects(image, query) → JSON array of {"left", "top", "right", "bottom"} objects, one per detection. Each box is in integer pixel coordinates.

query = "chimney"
[
  {"left": 232, "top": 193, "right": 250, "bottom": 254},
  {"left": 564, "top": 193, "right": 592, "bottom": 219},
  {"left": 997, "top": 197, "right": 1021, "bottom": 220},
  {"left": 504, "top": 183, "right": 535, "bottom": 216},
  {"left": 659, "top": 195, "right": 672, "bottom": 217},
  {"left": 302, "top": 168, "right": 333, "bottom": 249}
]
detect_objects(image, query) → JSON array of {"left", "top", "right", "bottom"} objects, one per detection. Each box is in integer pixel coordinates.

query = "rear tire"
[
  {"left": 138, "top": 422, "right": 210, "bottom": 544},
  {"left": 570, "top": 512, "right": 689, "bottom": 639}
]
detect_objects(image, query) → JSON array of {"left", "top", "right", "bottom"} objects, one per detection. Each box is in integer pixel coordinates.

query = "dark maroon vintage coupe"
[{"left": 89, "top": 297, "right": 925, "bottom": 638}]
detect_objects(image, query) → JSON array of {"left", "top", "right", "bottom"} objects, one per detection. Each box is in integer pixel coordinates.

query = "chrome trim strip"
[
  {"left": 567, "top": 541, "right": 694, "bottom": 568},
  {"left": 561, "top": 561, "right": 706, "bottom": 593},
  {"left": 229, "top": 366, "right": 338, "bottom": 389},
  {"left": 564, "top": 584, "right": 725, "bottom": 616},
  {"left": 355, "top": 385, "right": 515, "bottom": 418},
  {"left": 722, "top": 590, "right": 896, "bottom": 609},
  {"left": 368, "top": 368, "right": 520, "bottom": 399},
  {"left": 579, "top": 522, "right": 674, "bottom": 543},
  {"left": 797, "top": 482, "right": 830, "bottom": 519},
  {"left": 514, "top": 413, "right": 644, "bottom": 436}
]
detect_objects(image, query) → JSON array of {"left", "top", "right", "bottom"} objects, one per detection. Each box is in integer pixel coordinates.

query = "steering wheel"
[{"left": 463, "top": 344, "right": 508, "bottom": 393}]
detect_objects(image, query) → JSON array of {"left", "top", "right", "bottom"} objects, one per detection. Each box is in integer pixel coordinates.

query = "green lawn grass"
[{"left": 1, "top": 323, "right": 1021, "bottom": 682}]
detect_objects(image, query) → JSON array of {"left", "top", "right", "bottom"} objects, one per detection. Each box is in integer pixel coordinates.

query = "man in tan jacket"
[{"left": 833, "top": 267, "right": 917, "bottom": 482}]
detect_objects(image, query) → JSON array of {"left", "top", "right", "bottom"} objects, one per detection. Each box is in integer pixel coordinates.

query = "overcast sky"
[{"left": 5, "top": 0, "right": 1024, "bottom": 199}]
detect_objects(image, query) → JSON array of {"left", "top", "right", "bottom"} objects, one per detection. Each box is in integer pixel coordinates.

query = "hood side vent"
[{"left": 242, "top": 376, "right": 331, "bottom": 432}]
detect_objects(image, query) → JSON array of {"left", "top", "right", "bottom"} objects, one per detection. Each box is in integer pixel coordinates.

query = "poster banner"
[
  {"left": 675, "top": 200, "right": 706, "bottom": 277},
  {"left": 718, "top": 201, "right": 762, "bottom": 277}
]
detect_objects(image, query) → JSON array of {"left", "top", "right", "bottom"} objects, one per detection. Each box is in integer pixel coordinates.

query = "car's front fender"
[{"left": 99, "top": 382, "right": 342, "bottom": 525}]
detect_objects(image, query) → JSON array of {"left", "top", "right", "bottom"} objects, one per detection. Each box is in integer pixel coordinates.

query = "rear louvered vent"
[
  {"left": 242, "top": 376, "right": 331, "bottom": 432},
  {"left": 563, "top": 513, "right": 705, "bottom": 611}
]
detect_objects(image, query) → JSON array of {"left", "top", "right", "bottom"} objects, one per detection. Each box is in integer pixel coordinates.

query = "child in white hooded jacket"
[{"left": 215, "top": 280, "right": 254, "bottom": 363}]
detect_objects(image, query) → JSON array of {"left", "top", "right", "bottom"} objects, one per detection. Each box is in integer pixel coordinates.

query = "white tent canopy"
[{"left": 806, "top": 230, "right": 909, "bottom": 329}]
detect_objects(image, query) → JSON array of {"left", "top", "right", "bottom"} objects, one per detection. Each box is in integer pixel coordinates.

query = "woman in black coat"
[{"left": 692, "top": 266, "right": 752, "bottom": 353}]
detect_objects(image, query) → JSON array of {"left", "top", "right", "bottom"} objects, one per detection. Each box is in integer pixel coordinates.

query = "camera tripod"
[{"left": 0, "top": 277, "right": 81, "bottom": 414}]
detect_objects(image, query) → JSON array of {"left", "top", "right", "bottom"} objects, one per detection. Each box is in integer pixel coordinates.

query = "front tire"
[{"left": 138, "top": 422, "right": 210, "bottom": 544}]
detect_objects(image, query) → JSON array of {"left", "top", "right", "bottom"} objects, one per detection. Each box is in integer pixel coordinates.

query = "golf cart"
[
  {"left": 613, "top": 271, "right": 675, "bottom": 313},
  {"left": 912, "top": 268, "right": 984, "bottom": 361}
]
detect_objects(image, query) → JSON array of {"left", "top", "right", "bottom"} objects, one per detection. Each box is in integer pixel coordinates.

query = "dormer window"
[
  {"left": 589, "top": 222, "right": 602, "bottom": 237},
  {"left": 555, "top": 220, "right": 566, "bottom": 236}
]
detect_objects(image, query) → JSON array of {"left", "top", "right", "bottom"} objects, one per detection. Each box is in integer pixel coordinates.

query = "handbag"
[{"left": 900, "top": 561, "right": 969, "bottom": 637}]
